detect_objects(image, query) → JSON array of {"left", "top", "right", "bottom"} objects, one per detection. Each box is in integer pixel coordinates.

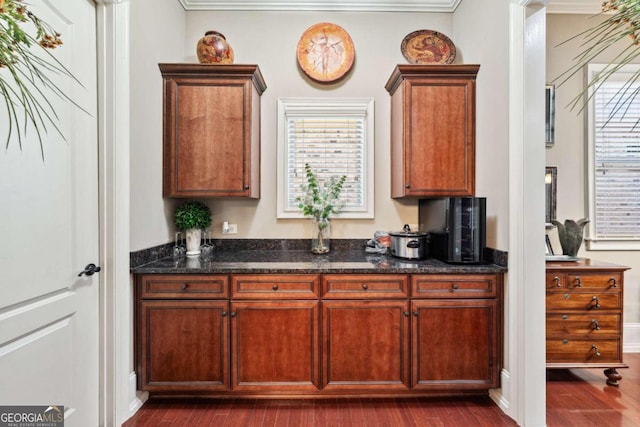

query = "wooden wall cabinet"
[
  {"left": 546, "top": 259, "right": 629, "bottom": 386},
  {"left": 159, "top": 64, "right": 266, "bottom": 198},
  {"left": 385, "top": 65, "right": 479, "bottom": 198}
]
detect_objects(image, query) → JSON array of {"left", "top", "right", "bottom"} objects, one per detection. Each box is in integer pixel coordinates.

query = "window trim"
[
  {"left": 585, "top": 63, "right": 640, "bottom": 250},
  {"left": 276, "top": 97, "right": 375, "bottom": 219}
]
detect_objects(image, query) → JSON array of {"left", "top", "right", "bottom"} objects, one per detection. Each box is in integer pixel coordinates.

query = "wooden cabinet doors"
[
  {"left": 139, "top": 300, "right": 229, "bottom": 392},
  {"left": 386, "top": 65, "right": 479, "bottom": 198},
  {"left": 230, "top": 300, "right": 320, "bottom": 392},
  {"left": 322, "top": 300, "right": 411, "bottom": 391},
  {"left": 411, "top": 299, "right": 499, "bottom": 390},
  {"left": 160, "top": 64, "right": 266, "bottom": 198}
]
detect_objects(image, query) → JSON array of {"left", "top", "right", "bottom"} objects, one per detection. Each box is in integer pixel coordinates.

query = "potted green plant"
[
  {"left": 296, "top": 163, "right": 346, "bottom": 254},
  {"left": 174, "top": 201, "right": 211, "bottom": 256}
]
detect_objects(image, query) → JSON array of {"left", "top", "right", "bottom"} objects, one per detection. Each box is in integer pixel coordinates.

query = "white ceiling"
[{"left": 178, "top": 0, "right": 603, "bottom": 14}]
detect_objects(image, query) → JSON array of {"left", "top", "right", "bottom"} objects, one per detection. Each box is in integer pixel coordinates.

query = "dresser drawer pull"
[
  {"left": 591, "top": 344, "right": 601, "bottom": 357},
  {"left": 591, "top": 296, "right": 600, "bottom": 309},
  {"left": 180, "top": 284, "right": 188, "bottom": 291},
  {"left": 591, "top": 319, "right": 600, "bottom": 330},
  {"left": 272, "top": 284, "right": 279, "bottom": 291},
  {"left": 574, "top": 276, "right": 582, "bottom": 287},
  {"left": 562, "top": 315, "right": 568, "bottom": 320},
  {"left": 610, "top": 277, "right": 618, "bottom": 288},
  {"left": 362, "top": 284, "right": 368, "bottom": 290},
  {"left": 452, "top": 283, "right": 459, "bottom": 290},
  {"left": 553, "top": 276, "right": 561, "bottom": 287}
]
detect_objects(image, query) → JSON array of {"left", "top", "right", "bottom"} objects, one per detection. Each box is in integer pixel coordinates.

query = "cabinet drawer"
[
  {"left": 546, "top": 338, "right": 621, "bottom": 363},
  {"left": 411, "top": 274, "right": 497, "bottom": 298},
  {"left": 322, "top": 275, "right": 409, "bottom": 299},
  {"left": 231, "top": 274, "right": 319, "bottom": 299},
  {"left": 566, "top": 273, "right": 622, "bottom": 291},
  {"left": 546, "top": 313, "right": 621, "bottom": 336},
  {"left": 139, "top": 275, "right": 228, "bottom": 299},
  {"left": 546, "top": 292, "right": 621, "bottom": 311}
]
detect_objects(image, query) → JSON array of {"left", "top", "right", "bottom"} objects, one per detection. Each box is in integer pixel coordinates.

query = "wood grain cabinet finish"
[
  {"left": 385, "top": 65, "right": 479, "bottom": 198},
  {"left": 159, "top": 64, "right": 266, "bottom": 198},
  {"left": 546, "top": 259, "right": 629, "bottom": 386},
  {"left": 135, "top": 272, "right": 503, "bottom": 396}
]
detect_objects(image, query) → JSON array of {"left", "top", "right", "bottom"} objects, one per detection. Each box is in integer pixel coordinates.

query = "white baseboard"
[
  {"left": 624, "top": 323, "right": 640, "bottom": 353},
  {"left": 128, "top": 372, "right": 147, "bottom": 417},
  {"left": 490, "top": 369, "right": 511, "bottom": 418}
]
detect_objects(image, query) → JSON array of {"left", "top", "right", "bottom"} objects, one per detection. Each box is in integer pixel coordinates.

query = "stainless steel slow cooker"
[{"left": 389, "top": 224, "right": 429, "bottom": 260}]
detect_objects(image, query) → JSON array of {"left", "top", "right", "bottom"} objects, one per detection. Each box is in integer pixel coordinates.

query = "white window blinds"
[
  {"left": 277, "top": 98, "right": 374, "bottom": 219},
  {"left": 587, "top": 64, "right": 640, "bottom": 248}
]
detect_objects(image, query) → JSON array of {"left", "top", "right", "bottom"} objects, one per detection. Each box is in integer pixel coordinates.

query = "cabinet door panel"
[
  {"left": 231, "top": 301, "right": 320, "bottom": 392},
  {"left": 140, "top": 300, "right": 229, "bottom": 391},
  {"left": 322, "top": 300, "right": 410, "bottom": 391},
  {"left": 412, "top": 299, "right": 498, "bottom": 390}
]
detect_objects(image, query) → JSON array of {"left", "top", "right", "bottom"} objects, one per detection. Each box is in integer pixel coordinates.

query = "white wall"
[
  {"left": 130, "top": 0, "right": 186, "bottom": 251},
  {"left": 547, "top": 14, "right": 640, "bottom": 331}
]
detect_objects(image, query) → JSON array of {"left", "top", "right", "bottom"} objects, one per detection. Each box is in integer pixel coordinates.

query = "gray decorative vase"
[{"left": 550, "top": 218, "right": 589, "bottom": 257}]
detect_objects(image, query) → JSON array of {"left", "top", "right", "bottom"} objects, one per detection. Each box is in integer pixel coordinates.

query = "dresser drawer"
[
  {"left": 565, "top": 273, "right": 621, "bottom": 291},
  {"left": 322, "top": 274, "right": 409, "bottom": 299},
  {"left": 411, "top": 274, "right": 497, "bottom": 298},
  {"left": 231, "top": 274, "right": 320, "bottom": 299},
  {"left": 546, "top": 338, "right": 621, "bottom": 363},
  {"left": 546, "top": 292, "right": 621, "bottom": 311},
  {"left": 139, "top": 275, "right": 229, "bottom": 299},
  {"left": 546, "top": 273, "right": 565, "bottom": 290},
  {"left": 546, "top": 313, "right": 621, "bottom": 336}
]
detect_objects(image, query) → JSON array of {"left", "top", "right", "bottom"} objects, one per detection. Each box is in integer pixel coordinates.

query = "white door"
[{"left": 0, "top": 1, "right": 99, "bottom": 426}]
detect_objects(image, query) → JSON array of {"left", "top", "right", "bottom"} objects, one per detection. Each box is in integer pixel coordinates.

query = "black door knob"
[{"left": 78, "top": 263, "right": 101, "bottom": 277}]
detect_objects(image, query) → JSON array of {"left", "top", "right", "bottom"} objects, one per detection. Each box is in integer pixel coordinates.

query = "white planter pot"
[{"left": 185, "top": 228, "right": 202, "bottom": 256}]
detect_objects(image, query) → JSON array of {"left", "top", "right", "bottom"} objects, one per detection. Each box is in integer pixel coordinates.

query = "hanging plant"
[
  {"left": 0, "top": 0, "right": 83, "bottom": 158},
  {"left": 554, "top": 0, "right": 640, "bottom": 116}
]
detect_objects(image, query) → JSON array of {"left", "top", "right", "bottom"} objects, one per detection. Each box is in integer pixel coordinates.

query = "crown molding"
[
  {"left": 546, "top": 0, "right": 603, "bottom": 14},
  {"left": 178, "top": 0, "right": 462, "bottom": 12}
]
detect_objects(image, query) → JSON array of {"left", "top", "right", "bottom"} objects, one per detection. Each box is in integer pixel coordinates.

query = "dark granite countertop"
[{"left": 130, "top": 240, "right": 507, "bottom": 275}]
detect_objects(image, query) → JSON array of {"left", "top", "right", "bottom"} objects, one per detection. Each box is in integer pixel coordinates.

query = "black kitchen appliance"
[{"left": 418, "top": 197, "right": 486, "bottom": 264}]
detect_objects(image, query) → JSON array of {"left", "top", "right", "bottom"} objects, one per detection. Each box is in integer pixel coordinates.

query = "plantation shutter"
[
  {"left": 287, "top": 117, "right": 364, "bottom": 211},
  {"left": 592, "top": 78, "right": 640, "bottom": 240}
]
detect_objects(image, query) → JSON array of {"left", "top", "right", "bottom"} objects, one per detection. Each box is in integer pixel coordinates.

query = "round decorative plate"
[
  {"left": 401, "top": 30, "right": 456, "bottom": 64},
  {"left": 296, "top": 22, "right": 355, "bottom": 83}
]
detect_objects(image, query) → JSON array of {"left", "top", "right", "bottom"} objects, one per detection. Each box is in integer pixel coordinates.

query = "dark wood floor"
[{"left": 124, "top": 353, "right": 640, "bottom": 426}]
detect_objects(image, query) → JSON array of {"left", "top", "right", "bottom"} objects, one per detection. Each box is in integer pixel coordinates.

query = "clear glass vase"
[{"left": 311, "top": 217, "right": 330, "bottom": 254}]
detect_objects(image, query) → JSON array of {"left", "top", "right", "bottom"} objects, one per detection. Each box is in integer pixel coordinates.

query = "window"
[
  {"left": 276, "top": 98, "right": 374, "bottom": 219},
  {"left": 586, "top": 63, "right": 640, "bottom": 249}
]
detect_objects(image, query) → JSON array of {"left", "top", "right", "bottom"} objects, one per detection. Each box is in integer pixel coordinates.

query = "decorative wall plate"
[
  {"left": 400, "top": 30, "right": 456, "bottom": 64},
  {"left": 296, "top": 22, "right": 355, "bottom": 83}
]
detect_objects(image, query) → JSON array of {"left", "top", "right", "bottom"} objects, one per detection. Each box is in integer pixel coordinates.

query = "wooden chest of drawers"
[{"left": 546, "top": 259, "right": 629, "bottom": 386}]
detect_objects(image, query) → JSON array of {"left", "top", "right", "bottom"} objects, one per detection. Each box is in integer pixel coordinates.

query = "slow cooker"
[{"left": 389, "top": 224, "right": 429, "bottom": 260}]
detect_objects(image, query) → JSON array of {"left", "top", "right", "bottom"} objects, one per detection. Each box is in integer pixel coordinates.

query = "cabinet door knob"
[
  {"left": 610, "top": 277, "right": 618, "bottom": 288},
  {"left": 452, "top": 283, "right": 459, "bottom": 290},
  {"left": 244, "top": 184, "right": 250, "bottom": 190},
  {"left": 591, "top": 344, "right": 601, "bottom": 357},
  {"left": 362, "top": 284, "right": 368, "bottom": 290},
  {"left": 405, "top": 184, "right": 411, "bottom": 189},
  {"left": 221, "top": 311, "right": 228, "bottom": 317},
  {"left": 413, "top": 311, "right": 419, "bottom": 317},
  {"left": 181, "top": 284, "right": 188, "bottom": 290},
  {"left": 591, "top": 319, "right": 600, "bottom": 330},
  {"left": 273, "top": 284, "right": 279, "bottom": 291},
  {"left": 591, "top": 296, "right": 600, "bottom": 309},
  {"left": 574, "top": 276, "right": 582, "bottom": 287},
  {"left": 230, "top": 312, "right": 236, "bottom": 318},
  {"left": 403, "top": 311, "right": 410, "bottom": 317}
]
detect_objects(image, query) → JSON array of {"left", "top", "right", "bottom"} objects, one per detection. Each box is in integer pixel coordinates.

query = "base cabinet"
[{"left": 135, "top": 272, "right": 503, "bottom": 396}]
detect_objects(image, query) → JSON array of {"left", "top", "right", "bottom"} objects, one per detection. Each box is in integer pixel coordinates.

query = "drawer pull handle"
[
  {"left": 452, "top": 283, "right": 459, "bottom": 290},
  {"left": 272, "top": 284, "right": 279, "bottom": 291},
  {"left": 405, "top": 184, "right": 411, "bottom": 189},
  {"left": 554, "top": 276, "right": 561, "bottom": 287},
  {"left": 610, "top": 277, "right": 618, "bottom": 288},
  {"left": 221, "top": 311, "right": 228, "bottom": 317},
  {"left": 562, "top": 315, "right": 568, "bottom": 320},
  {"left": 362, "top": 284, "right": 368, "bottom": 290},
  {"left": 181, "top": 284, "right": 188, "bottom": 290},
  {"left": 591, "top": 296, "right": 600, "bottom": 309},
  {"left": 591, "top": 344, "right": 601, "bottom": 357},
  {"left": 591, "top": 319, "right": 600, "bottom": 330},
  {"left": 574, "top": 276, "right": 582, "bottom": 287}
]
